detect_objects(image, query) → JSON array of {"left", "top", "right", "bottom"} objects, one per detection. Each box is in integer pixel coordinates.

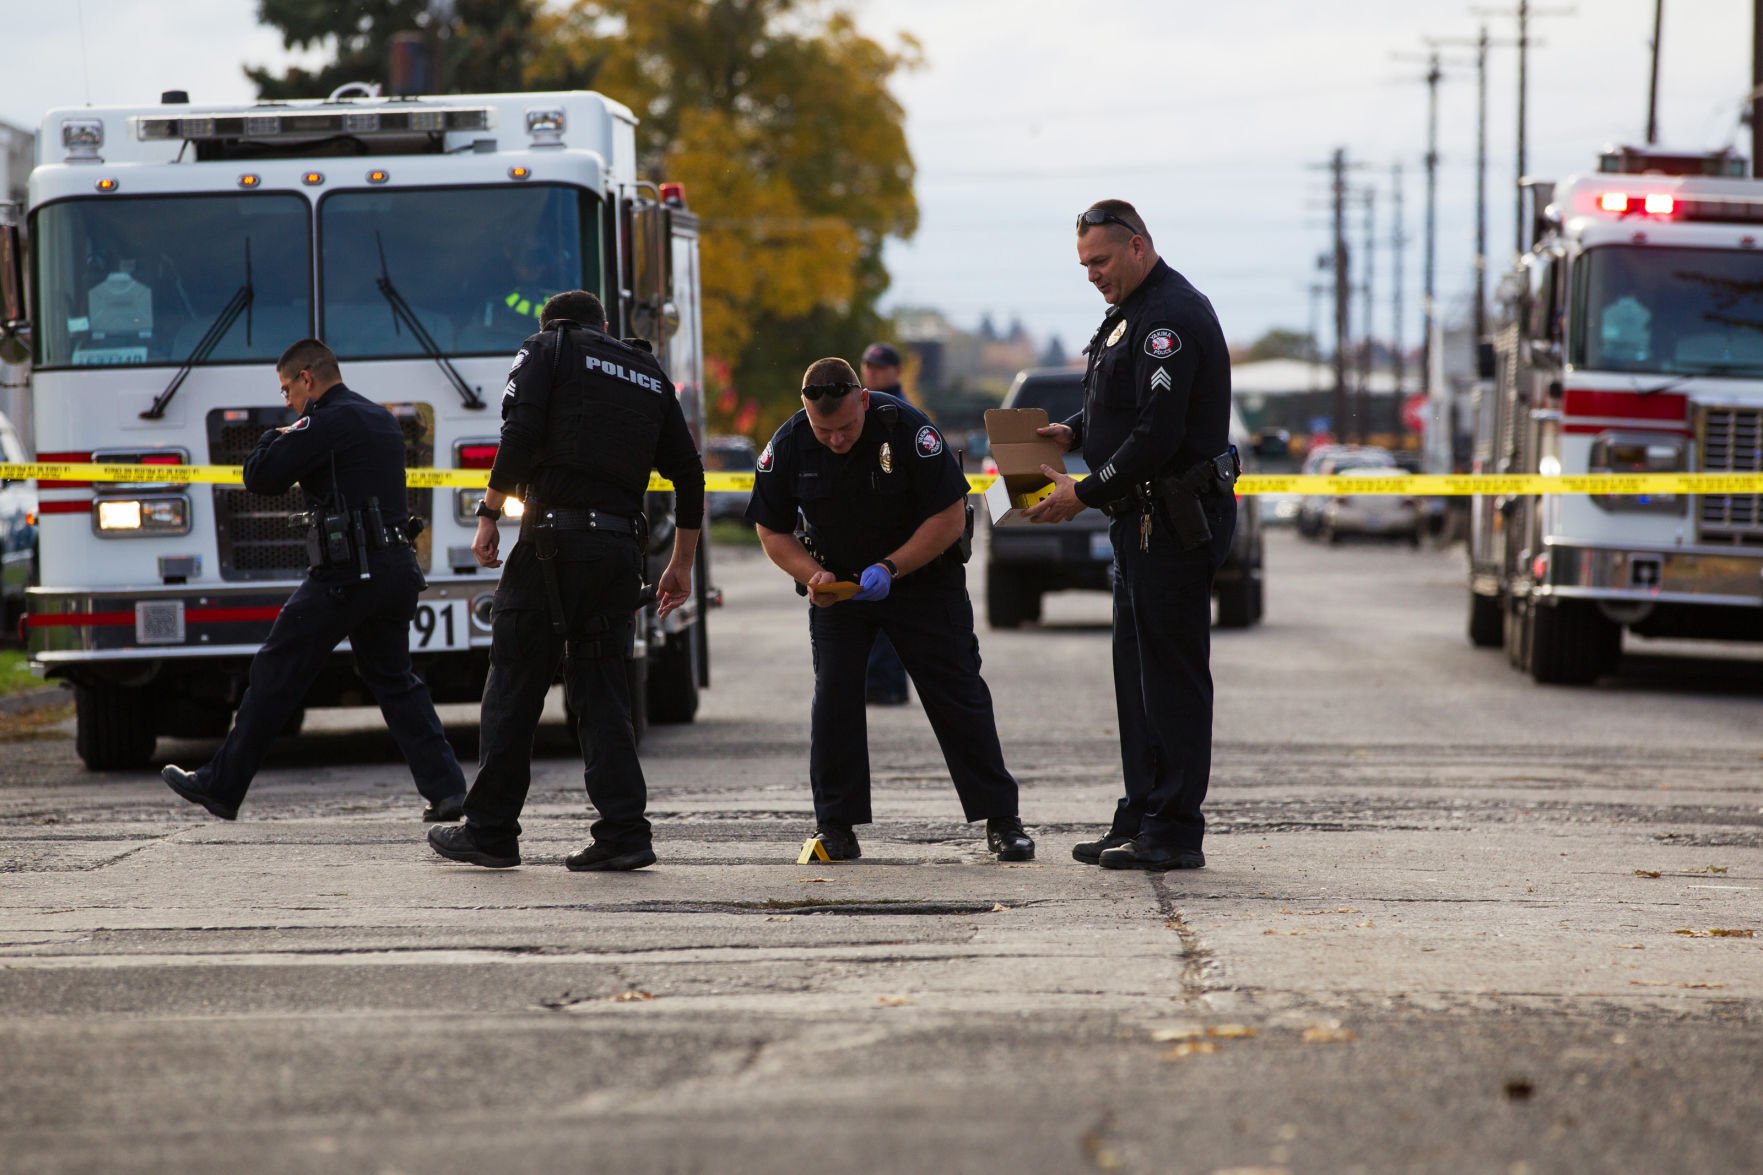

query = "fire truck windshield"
[
  {"left": 318, "top": 184, "right": 600, "bottom": 360},
  {"left": 31, "top": 193, "right": 310, "bottom": 370},
  {"left": 1576, "top": 245, "right": 1763, "bottom": 378}
]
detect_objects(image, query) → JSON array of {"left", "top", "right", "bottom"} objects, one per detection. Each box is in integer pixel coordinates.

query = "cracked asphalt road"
[{"left": 2, "top": 530, "right": 1759, "bottom": 1174}]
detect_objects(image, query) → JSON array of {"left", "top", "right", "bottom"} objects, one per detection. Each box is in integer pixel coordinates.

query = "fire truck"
[
  {"left": 0, "top": 87, "right": 712, "bottom": 768},
  {"left": 1468, "top": 145, "right": 1763, "bottom": 683}
]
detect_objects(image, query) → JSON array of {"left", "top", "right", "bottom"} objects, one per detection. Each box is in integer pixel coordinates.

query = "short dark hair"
[
  {"left": 1078, "top": 199, "right": 1153, "bottom": 247},
  {"left": 541, "top": 290, "right": 607, "bottom": 328},
  {"left": 276, "top": 337, "right": 341, "bottom": 382},
  {"left": 803, "top": 356, "right": 859, "bottom": 390}
]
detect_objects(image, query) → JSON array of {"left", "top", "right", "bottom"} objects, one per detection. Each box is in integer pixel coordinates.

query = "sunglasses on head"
[
  {"left": 1076, "top": 208, "right": 1141, "bottom": 236},
  {"left": 802, "top": 381, "right": 862, "bottom": 402}
]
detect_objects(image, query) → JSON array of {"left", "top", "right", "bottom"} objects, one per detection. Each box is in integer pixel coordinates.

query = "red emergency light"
[
  {"left": 1596, "top": 191, "right": 1676, "bottom": 217},
  {"left": 659, "top": 182, "right": 687, "bottom": 207},
  {"left": 456, "top": 443, "right": 499, "bottom": 469}
]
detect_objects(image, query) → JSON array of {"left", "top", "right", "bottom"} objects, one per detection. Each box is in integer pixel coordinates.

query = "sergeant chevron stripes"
[{"left": 1149, "top": 367, "right": 1172, "bottom": 392}]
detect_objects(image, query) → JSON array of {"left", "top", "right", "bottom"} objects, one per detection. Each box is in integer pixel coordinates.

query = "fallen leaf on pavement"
[
  {"left": 878, "top": 995, "right": 913, "bottom": 1007},
  {"left": 608, "top": 990, "right": 653, "bottom": 1002},
  {"left": 797, "top": 878, "right": 830, "bottom": 884},
  {"left": 991, "top": 903, "right": 1009, "bottom": 912},
  {"left": 1159, "top": 1041, "right": 1219, "bottom": 1060},
  {"left": 1679, "top": 982, "right": 1727, "bottom": 989},
  {"left": 1301, "top": 1024, "right": 1355, "bottom": 1044},
  {"left": 1674, "top": 928, "right": 1755, "bottom": 938},
  {"left": 1209, "top": 1024, "right": 1257, "bottom": 1039},
  {"left": 1150, "top": 1024, "right": 1206, "bottom": 1042},
  {"left": 1633, "top": 870, "right": 1661, "bottom": 878}
]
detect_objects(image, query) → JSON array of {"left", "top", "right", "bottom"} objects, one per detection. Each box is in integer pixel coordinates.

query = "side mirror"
[
  {"left": 1476, "top": 340, "right": 1496, "bottom": 380},
  {"left": 0, "top": 223, "right": 28, "bottom": 366}
]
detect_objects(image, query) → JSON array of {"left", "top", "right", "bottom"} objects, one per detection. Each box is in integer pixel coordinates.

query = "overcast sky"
[{"left": 3, "top": 0, "right": 1757, "bottom": 354}]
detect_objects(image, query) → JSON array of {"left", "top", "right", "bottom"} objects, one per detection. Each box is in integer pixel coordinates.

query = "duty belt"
[
  {"left": 523, "top": 506, "right": 642, "bottom": 536},
  {"left": 523, "top": 504, "right": 647, "bottom": 635}
]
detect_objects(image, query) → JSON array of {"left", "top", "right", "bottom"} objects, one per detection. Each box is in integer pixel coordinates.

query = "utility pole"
[
  {"left": 1333, "top": 148, "right": 1352, "bottom": 441},
  {"left": 1477, "top": 1, "right": 1573, "bottom": 256},
  {"left": 1422, "top": 52, "right": 1442, "bottom": 408},
  {"left": 1359, "top": 187, "right": 1376, "bottom": 442},
  {"left": 1753, "top": 0, "right": 1762, "bottom": 175},
  {"left": 1433, "top": 27, "right": 1506, "bottom": 350},
  {"left": 1390, "top": 162, "right": 1406, "bottom": 402},
  {"left": 1646, "top": 0, "right": 1664, "bottom": 144}
]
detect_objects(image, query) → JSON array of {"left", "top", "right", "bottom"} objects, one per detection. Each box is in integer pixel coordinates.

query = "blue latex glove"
[{"left": 852, "top": 563, "right": 893, "bottom": 602}]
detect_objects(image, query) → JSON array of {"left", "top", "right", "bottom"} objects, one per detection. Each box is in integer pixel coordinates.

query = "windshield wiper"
[
  {"left": 374, "top": 233, "right": 484, "bottom": 410},
  {"left": 141, "top": 238, "right": 254, "bottom": 420}
]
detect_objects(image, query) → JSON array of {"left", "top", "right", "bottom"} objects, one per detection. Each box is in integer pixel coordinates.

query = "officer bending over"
[
  {"left": 1026, "top": 200, "right": 1237, "bottom": 872},
  {"left": 161, "top": 338, "right": 467, "bottom": 821},
  {"left": 747, "top": 357, "right": 1033, "bottom": 862},
  {"left": 428, "top": 290, "right": 703, "bottom": 872}
]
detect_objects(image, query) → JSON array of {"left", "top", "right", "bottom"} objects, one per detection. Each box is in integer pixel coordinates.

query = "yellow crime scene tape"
[{"left": 10, "top": 463, "right": 1763, "bottom": 497}]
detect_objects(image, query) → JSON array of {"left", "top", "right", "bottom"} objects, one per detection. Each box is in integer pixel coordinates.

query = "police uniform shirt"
[
  {"left": 243, "top": 383, "right": 410, "bottom": 578},
  {"left": 1064, "top": 258, "right": 1232, "bottom": 508},
  {"left": 488, "top": 321, "right": 705, "bottom": 529},
  {"left": 745, "top": 392, "right": 968, "bottom": 577}
]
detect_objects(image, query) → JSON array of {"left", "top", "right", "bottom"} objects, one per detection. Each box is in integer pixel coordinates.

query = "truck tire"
[
  {"left": 74, "top": 683, "right": 156, "bottom": 771},
  {"left": 1467, "top": 590, "right": 1503, "bottom": 648},
  {"left": 1527, "top": 599, "right": 1620, "bottom": 685},
  {"left": 986, "top": 567, "right": 1024, "bottom": 629},
  {"left": 647, "top": 623, "right": 700, "bottom": 725},
  {"left": 1216, "top": 575, "right": 1256, "bottom": 629}
]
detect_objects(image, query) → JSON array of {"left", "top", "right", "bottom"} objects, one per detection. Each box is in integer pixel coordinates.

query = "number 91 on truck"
[{"left": 0, "top": 87, "right": 712, "bottom": 770}]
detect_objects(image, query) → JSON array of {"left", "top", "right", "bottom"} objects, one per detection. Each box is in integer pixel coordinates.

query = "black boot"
[
  {"left": 160, "top": 765, "right": 239, "bottom": 821},
  {"left": 1098, "top": 839, "right": 1205, "bottom": 872},
  {"left": 427, "top": 822, "right": 520, "bottom": 868},
  {"left": 565, "top": 842, "right": 657, "bottom": 872},
  {"left": 812, "top": 824, "right": 861, "bottom": 861},
  {"left": 1071, "top": 832, "right": 1133, "bottom": 865},
  {"left": 986, "top": 816, "right": 1035, "bottom": 862}
]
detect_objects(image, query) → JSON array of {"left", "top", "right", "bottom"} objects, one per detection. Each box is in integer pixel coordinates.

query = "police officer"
[
  {"left": 747, "top": 357, "right": 1034, "bottom": 862},
  {"left": 1025, "top": 200, "right": 1236, "bottom": 872},
  {"left": 160, "top": 338, "right": 467, "bottom": 821},
  {"left": 427, "top": 290, "right": 703, "bottom": 872},
  {"left": 858, "top": 341, "right": 911, "bottom": 707}
]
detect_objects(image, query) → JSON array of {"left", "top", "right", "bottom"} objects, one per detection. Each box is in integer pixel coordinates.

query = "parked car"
[
  {"left": 1295, "top": 444, "right": 1398, "bottom": 537},
  {"left": 703, "top": 434, "right": 758, "bottom": 522},
  {"left": 1317, "top": 466, "right": 1422, "bottom": 545},
  {"left": 0, "top": 410, "right": 37, "bottom": 638},
  {"left": 984, "top": 368, "right": 1263, "bottom": 629}
]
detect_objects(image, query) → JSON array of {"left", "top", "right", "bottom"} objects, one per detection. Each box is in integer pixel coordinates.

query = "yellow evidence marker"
[{"left": 796, "top": 837, "right": 834, "bottom": 864}]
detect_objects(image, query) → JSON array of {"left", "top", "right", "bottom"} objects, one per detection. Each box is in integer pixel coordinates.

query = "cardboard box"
[{"left": 983, "top": 407, "right": 1066, "bottom": 526}]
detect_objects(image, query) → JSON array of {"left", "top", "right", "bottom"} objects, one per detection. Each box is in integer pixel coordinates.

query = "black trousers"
[
  {"left": 1106, "top": 495, "right": 1236, "bottom": 851},
  {"left": 807, "top": 568, "right": 1019, "bottom": 827},
  {"left": 462, "top": 534, "right": 647, "bottom": 854},
  {"left": 196, "top": 551, "right": 465, "bottom": 809}
]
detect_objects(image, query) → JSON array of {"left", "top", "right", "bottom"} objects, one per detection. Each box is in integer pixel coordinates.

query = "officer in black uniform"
[
  {"left": 428, "top": 290, "right": 703, "bottom": 872},
  {"left": 1026, "top": 200, "right": 1236, "bottom": 872},
  {"left": 857, "top": 341, "right": 911, "bottom": 707},
  {"left": 746, "top": 356, "right": 1034, "bottom": 863},
  {"left": 160, "top": 338, "right": 467, "bottom": 821}
]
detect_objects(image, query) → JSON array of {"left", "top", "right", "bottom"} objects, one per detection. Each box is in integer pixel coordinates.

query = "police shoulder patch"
[
  {"left": 1144, "top": 327, "right": 1181, "bottom": 359},
  {"left": 508, "top": 348, "right": 530, "bottom": 375},
  {"left": 757, "top": 442, "right": 775, "bottom": 473},
  {"left": 915, "top": 425, "right": 943, "bottom": 457}
]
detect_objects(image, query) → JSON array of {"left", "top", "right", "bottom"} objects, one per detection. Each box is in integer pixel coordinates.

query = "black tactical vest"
[{"left": 539, "top": 323, "right": 671, "bottom": 497}]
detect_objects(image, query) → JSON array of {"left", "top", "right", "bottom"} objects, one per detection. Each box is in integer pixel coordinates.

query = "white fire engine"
[
  {"left": 1469, "top": 145, "right": 1763, "bottom": 683},
  {"left": 0, "top": 87, "right": 711, "bottom": 768}
]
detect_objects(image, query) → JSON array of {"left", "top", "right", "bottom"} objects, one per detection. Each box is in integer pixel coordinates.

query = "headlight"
[
  {"left": 1589, "top": 433, "right": 1684, "bottom": 513},
  {"left": 94, "top": 495, "right": 191, "bottom": 536}
]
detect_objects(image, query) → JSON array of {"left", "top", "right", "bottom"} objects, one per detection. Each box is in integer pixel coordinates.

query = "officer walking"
[
  {"left": 1025, "top": 200, "right": 1237, "bottom": 871},
  {"left": 746, "top": 357, "right": 1033, "bottom": 862},
  {"left": 857, "top": 341, "right": 911, "bottom": 707},
  {"left": 427, "top": 291, "right": 703, "bottom": 872},
  {"left": 160, "top": 338, "right": 467, "bottom": 821}
]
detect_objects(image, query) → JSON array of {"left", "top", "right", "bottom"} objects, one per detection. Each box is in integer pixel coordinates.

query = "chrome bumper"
[{"left": 1537, "top": 543, "right": 1763, "bottom": 609}]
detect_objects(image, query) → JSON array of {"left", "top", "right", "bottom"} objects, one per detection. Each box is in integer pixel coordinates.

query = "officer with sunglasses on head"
[
  {"left": 1025, "top": 199, "right": 1237, "bottom": 873},
  {"left": 746, "top": 357, "right": 1034, "bottom": 863}
]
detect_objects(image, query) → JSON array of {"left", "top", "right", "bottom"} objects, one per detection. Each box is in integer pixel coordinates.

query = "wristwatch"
[
  {"left": 474, "top": 498, "right": 502, "bottom": 521},
  {"left": 879, "top": 558, "right": 899, "bottom": 579}
]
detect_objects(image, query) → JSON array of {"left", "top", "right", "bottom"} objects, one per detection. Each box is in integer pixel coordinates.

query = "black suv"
[{"left": 983, "top": 368, "right": 1263, "bottom": 629}]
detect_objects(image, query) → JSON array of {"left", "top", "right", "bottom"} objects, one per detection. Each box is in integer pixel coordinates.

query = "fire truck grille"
[
  {"left": 1696, "top": 405, "right": 1763, "bottom": 545},
  {"left": 207, "top": 406, "right": 435, "bottom": 580}
]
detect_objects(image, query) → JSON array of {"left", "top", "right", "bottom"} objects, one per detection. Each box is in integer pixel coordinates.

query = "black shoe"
[
  {"left": 1098, "top": 840, "right": 1205, "bottom": 872},
  {"left": 565, "top": 842, "right": 657, "bottom": 872},
  {"left": 1071, "top": 832, "right": 1134, "bottom": 865},
  {"left": 427, "top": 823, "right": 520, "bottom": 868},
  {"left": 160, "top": 765, "right": 238, "bottom": 821},
  {"left": 812, "top": 824, "right": 861, "bottom": 861},
  {"left": 986, "top": 816, "right": 1035, "bottom": 861},
  {"left": 422, "top": 793, "right": 466, "bottom": 823}
]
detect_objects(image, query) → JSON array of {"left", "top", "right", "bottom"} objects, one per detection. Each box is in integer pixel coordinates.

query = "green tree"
[
  {"left": 529, "top": 0, "right": 919, "bottom": 435},
  {"left": 1241, "top": 327, "right": 1317, "bottom": 363},
  {"left": 248, "top": 0, "right": 552, "bottom": 99}
]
